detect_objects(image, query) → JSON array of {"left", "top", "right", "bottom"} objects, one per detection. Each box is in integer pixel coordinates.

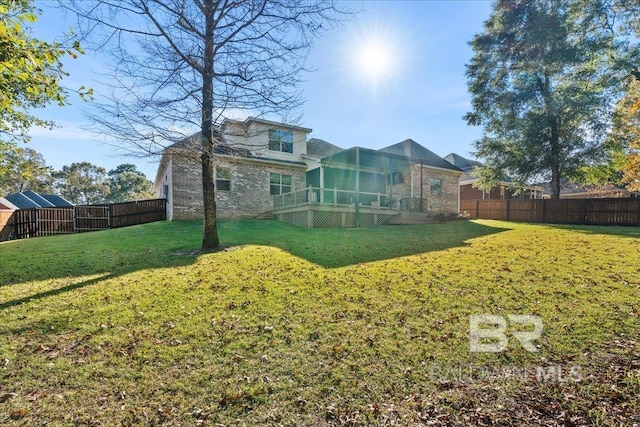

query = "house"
[
  {"left": 3, "top": 191, "right": 74, "bottom": 209},
  {"left": 154, "top": 117, "right": 463, "bottom": 227},
  {"left": 0, "top": 197, "right": 19, "bottom": 211},
  {"left": 539, "top": 181, "right": 640, "bottom": 199},
  {"left": 444, "top": 153, "right": 543, "bottom": 200},
  {"left": 1, "top": 191, "right": 73, "bottom": 241},
  {"left": 154, "top": 117, "right": 319, "bottom": 220}
]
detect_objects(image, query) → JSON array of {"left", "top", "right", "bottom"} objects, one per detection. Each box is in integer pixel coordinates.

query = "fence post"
[
  {"left": 542, "top": 199, "right": 546, "bottom": 224},
  {"left": 33, "top": 208, "right": 39, "bottom": 237},
  {"left": 506, "top": 199, "right": 510, "bottom": 221},
  {"left": 475, "top": 199, "right": 479, "bottom": 219}
]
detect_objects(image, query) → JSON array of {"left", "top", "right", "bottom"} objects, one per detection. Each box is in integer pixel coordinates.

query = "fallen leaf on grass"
[
  {"left": 10, "top": 408, "right": 29, "bottom": 419},
  {"left": 0, "top": 392, "right": 18, "bottom": 402}
]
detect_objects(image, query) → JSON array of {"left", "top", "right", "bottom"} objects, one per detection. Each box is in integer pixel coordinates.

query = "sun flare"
[
  {"left": 355, "top": 39, "right": 395, "bottom": 83},
  {"left": 343, "top": 22, "right": 405, "bottom": 93}
]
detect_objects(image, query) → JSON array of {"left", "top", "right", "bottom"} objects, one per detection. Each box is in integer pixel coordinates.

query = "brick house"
[
  {"left": 444, "top": 153, "right": 543, "bottom": 200},
  {"left": 154, "top": 117, "right": 320, "bottom": 220},
  {"left": 154, "top": 117, "right": 463, "bottom": 225}
]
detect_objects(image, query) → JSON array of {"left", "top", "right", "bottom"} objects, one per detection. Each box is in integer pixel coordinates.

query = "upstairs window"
[
  {"left": 270, "top": 173, "right": 292, "bottom": 195},
  {"left": 216, "top": 166, "right": 231, "bottom": 191},
  {"left": 430, "top": 178, "right": 442, "bottom": 196},
  {"left": 268, "top": 129, "right": 293, "bottom": 153}
]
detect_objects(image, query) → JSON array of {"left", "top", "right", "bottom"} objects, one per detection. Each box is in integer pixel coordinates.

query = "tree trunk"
[
  {"left": 541, "top": 73, "right": 562, "bottom": 200},
  {"left": 200, "top": 0, "right": 220, "bottom": 250},
  {"left": 550, "top": 165, "right": 561, "bottom": 200},
  {"left": 550, "top": 131, "right": 561, "bottom": 200}
]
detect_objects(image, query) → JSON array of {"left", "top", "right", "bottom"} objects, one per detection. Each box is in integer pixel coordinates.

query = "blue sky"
[{"left": 27, "top": 0, "right": 493, "bottom": 180}]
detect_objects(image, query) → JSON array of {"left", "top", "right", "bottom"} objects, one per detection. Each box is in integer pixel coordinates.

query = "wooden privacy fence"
[
  {"left": 0, "top": 199, "right": 167, "bottom": 241},
  {"left": 460, "top": 198, "right": 640, "bottom": 226}
]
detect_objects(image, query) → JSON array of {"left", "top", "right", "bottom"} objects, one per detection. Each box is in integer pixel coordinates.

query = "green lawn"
[{"left": 0, "top": 219, "right": 639, "bottom": 426}]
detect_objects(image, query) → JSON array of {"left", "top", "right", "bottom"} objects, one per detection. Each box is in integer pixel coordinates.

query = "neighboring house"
[
  {"left": 444, "top": 153, "right": 543, "bottom": 200},
  {"left": 154, "top": 117, "right": 463, "bottom": 226},
  {"left": 3, "top": 191, "right": 74, "bottom": 209},
  {"left": 539, "top": 181, "right": 640, "bottom": 199},
  {"left": 0, "top": 197, "right": 19, "bottom": 211}
]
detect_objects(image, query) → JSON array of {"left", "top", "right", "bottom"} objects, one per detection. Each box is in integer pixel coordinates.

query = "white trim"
[
  {"left": 236, "top": 116, "right": 312, "bottom": 133},
  {"left": 0, "top": 197, "right": 19, "bottom": 211},
  {"left": 213, "top": 153, "right": 307, "bottom": 170},
  {"left": 301, "top": 154, "right": 322, "bottom": 162}
]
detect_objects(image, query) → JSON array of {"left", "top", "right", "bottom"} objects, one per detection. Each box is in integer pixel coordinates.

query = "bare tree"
[{"left": 59, "top": 0, "right": 351, "bottom": 249}]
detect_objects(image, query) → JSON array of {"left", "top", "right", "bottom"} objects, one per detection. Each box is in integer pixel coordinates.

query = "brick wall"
[
  {"left": 399, "top": 165, "right": 460, "bottom": 215},
  {"left": 379, "top": 165, "right": 460, "bottom": 215},
  {"left": 170, "top": 154, "right": 306, "bottom": 220}
]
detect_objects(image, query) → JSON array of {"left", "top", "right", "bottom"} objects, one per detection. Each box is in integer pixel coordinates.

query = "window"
[
  {"left": 163, "top": 184, "right": 169, "bottom": 202},
  {"left": 386, "top": 169, "right": 403, "bottom": 185},
  {"left": 268, "top": 129, "right": 293, "bottom": 153},
  {"left": 430, "top": 178, "right": 442, "bottom": 196},
  {"left": 216, "top": 166, "right": 231, "bottom": 191},
  {"left": 270, "top": 173, "right": 292, "bottom": 195}
]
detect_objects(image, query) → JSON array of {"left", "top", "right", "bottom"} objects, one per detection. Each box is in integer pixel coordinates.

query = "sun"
[
  {"left": 355, "top": 39, "right": 395, "bottom": 84},
  {"left": 343, "top": 22, "right": 405, "bottom": 94}
]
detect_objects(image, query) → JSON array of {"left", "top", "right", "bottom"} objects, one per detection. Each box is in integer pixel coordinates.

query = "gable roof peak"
[{"left": 379, "top": 139, "right": 462, "bottom": 172}]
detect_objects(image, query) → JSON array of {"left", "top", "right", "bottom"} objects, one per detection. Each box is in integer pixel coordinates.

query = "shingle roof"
[
  {"left": 4, "top": 192, "right": 74, "bottom": 208},
  {"left": 23, "top": 190, "right": 56, "bottom": 207},
  {"left": 5, "top": 192, "right": 41, "bottom": 209},
  {"left": 443, "top": 153, "right": 483, "bottom": 171},
  {"left": 40, "top": 194, "right": 74, "bottom": 207},
  {"left": 379, "top": 139, "right": 462, "bottom": 172},
  {"left": 306, "top": 138, "right": 343, "bottom": 159}
]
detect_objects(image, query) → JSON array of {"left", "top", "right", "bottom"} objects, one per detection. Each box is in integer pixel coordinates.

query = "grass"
[{"left": 0, "top": 219, "right": 639, "bottom": 426}]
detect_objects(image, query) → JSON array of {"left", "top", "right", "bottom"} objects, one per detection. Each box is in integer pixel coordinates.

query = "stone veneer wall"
[
  {"left": 171, "top": 154, "right": 306, "bottom": 220},
  {"left": 405, "top": 165, "right": 461, "bottom": 215},
  {"left": 381, "top": 165, "right": 460, "bottom": 215},
  {"left": 415, "top": 165, "right": 460, "bottom": 214}
]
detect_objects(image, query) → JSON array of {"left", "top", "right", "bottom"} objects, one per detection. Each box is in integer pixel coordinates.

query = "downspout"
[
  {"left": 319, "top": 165, "right": 324, "bottom": 203},
  {"left": 457, "top": 173, "right": 461, "bottom": 216},
  {"left": 420, "top": 161, "right": 424, "bottom": 213},
  {"left": 355, "top": 148, "right": 360, "bottom": 226},
  {"left": 168, "top": 155, "right": 174, "bottom": 221},
  {"left": 389, "top": 157, "right": 393, "bottom": 211}
]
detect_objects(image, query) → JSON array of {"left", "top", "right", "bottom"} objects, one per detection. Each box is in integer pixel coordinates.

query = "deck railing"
[{"left": 273, "top": 186, "right": 396, "bottom": 211}]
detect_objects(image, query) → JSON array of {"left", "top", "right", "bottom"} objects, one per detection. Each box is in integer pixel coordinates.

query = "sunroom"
[{"left": 272, "top": 145, "right": 463, "bottom": 228}]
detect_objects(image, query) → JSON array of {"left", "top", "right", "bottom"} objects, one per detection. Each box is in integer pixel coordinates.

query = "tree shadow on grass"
[
  {"left": 0, "top": 219, "right": 510, "bottom": 310},
  {"left": 220, "top": 219, "right": 512, "bottom": 268},
  {"left": 0, "top": 274, "right": 114, "bottom": 311},
  {"left": 0, "top": 221, "right": 201, "bottom": 310}
]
